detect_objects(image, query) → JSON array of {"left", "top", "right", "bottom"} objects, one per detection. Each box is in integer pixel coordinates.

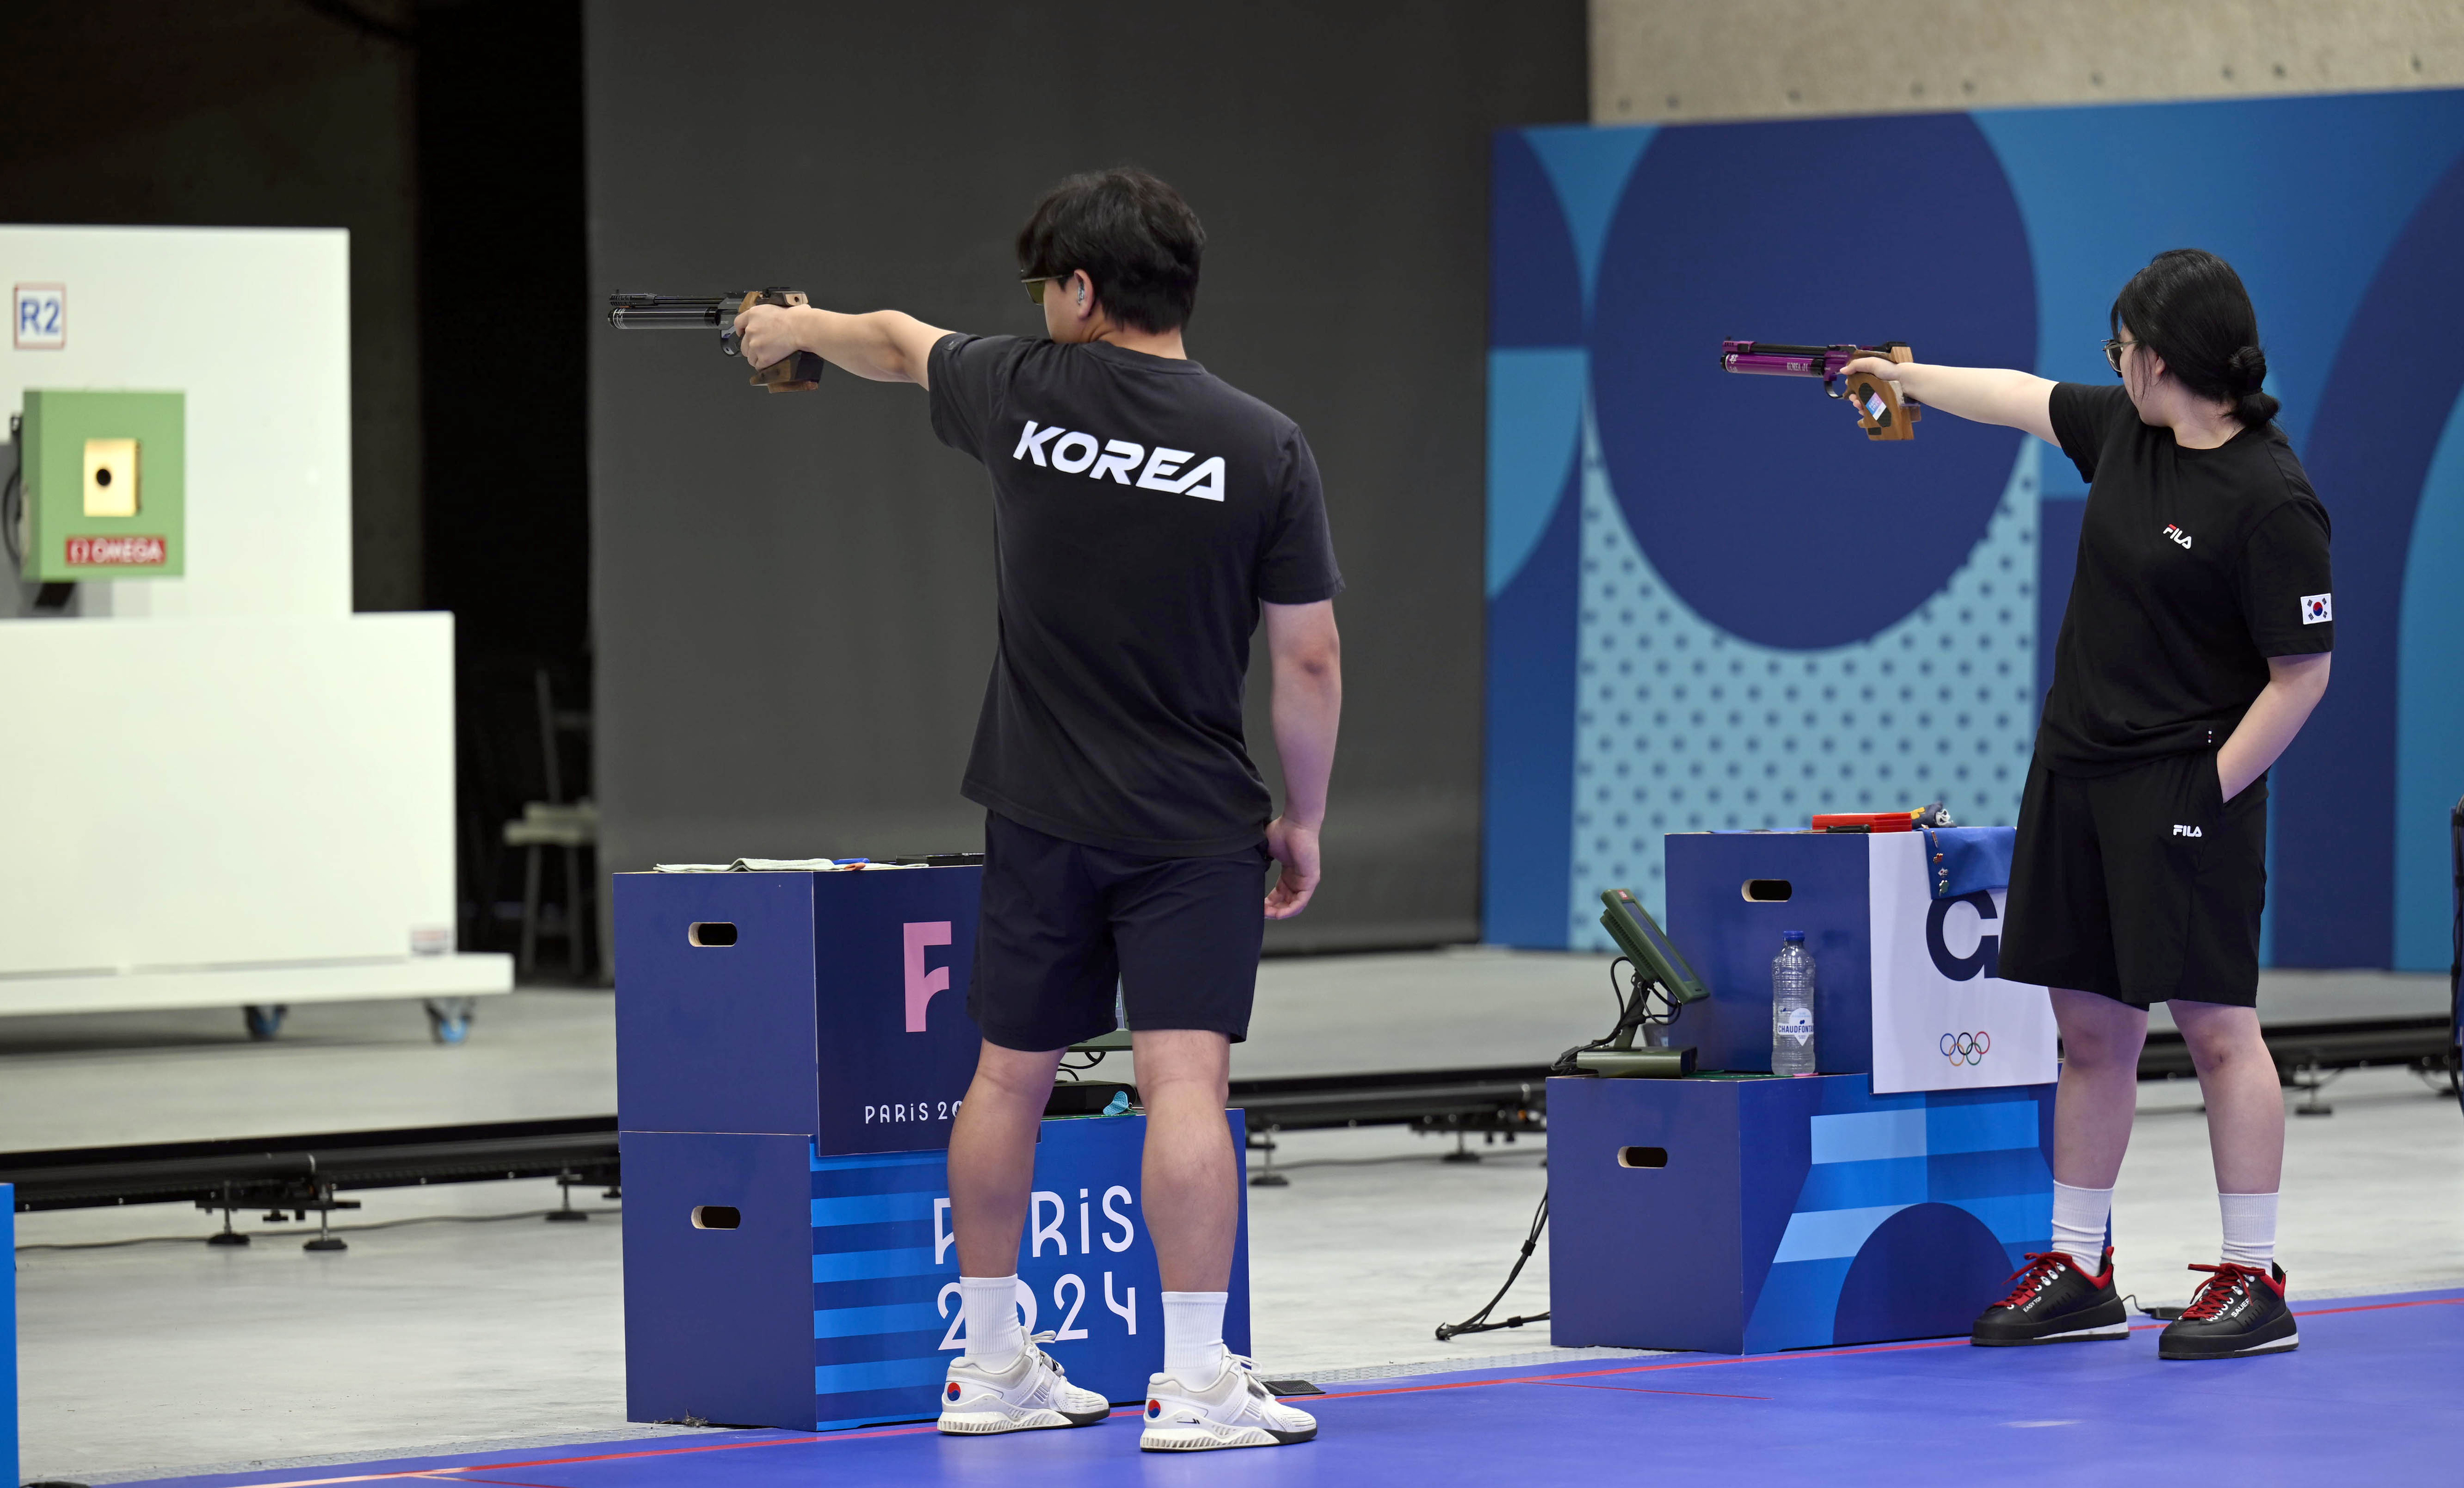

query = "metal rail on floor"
[
  {"left": 1, "top": 1116, "right": 622, "bottom": 1216},
  {"left": 7, "top": 1018, "right": 2452, "bottom": 1213},
  {"left": 2138, "top": 1014, "right": 2456, "bottom": 1081}
]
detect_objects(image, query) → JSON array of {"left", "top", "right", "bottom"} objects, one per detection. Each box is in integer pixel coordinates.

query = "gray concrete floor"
[
  {"left": 0, "top": 991, "right": 619, "bottom": 1152},
  {"left": 7, "top": 956, "right": 2460, "bottom": 1481}
]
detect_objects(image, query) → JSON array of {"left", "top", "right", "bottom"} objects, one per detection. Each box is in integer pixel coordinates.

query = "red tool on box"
[{"left": 1812, "top": 803, "right": 1954, "bottom": 834}]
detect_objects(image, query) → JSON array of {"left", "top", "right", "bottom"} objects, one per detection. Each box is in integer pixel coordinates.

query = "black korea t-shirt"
[
  {"left": 927, "top": 334, "right": 1343, "bottom": 855},
  {"left": 2035, "top": 382, "right": 2333, "bottom": 775}
]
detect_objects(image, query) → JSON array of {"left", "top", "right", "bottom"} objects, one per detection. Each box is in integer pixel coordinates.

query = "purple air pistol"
[{"left": 1719, "top": 339, "right": 1921, "bottom": 441}]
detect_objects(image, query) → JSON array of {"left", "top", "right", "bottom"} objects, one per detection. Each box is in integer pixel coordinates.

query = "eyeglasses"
[
  {"left": 2102, "top": 337, "right": 2139, "bottom": 373},
  {"left": 1021, "top": 274, "right": 1068, "bottom": 306}
]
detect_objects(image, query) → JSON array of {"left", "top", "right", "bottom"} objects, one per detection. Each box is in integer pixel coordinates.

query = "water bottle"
[{"left": 1772, "top": 931, "right": 1817, "bottom": 1076}]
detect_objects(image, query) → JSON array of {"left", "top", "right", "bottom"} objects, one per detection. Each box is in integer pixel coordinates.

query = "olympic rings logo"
[{"left": 1940, "top": 1031, "right": 1992, "bottom": 1066}]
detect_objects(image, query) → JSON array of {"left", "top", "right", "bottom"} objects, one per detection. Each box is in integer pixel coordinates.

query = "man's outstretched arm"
[
  {"left": 734, "top": 303, "right": 950, "bottom": 388},
  {"left": 1263, "top": 599, "right": 1341, "bottom": 920}
]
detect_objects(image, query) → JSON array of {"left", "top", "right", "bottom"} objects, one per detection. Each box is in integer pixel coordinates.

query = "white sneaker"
[
  {"left": 1140, "top": 1354, "right": 1318, "bottom": 1451},
  {"left": 937, "top": 1336, "right": 1112, "bottom": 1435}
]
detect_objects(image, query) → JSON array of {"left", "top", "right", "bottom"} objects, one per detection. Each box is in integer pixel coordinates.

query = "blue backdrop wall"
[{"left": 1485, "top": 89, "right": 2464, "bottom": 971}]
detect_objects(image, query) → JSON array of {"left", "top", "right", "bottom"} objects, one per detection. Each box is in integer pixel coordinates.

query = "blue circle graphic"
[{"left": 1589, "top": 116, "right": 2036, "bottom": 649}]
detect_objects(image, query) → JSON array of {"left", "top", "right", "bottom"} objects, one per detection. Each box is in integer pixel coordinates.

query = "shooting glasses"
[{"left": 1021, "top": 272, "right": 1074, "bottom": 306}]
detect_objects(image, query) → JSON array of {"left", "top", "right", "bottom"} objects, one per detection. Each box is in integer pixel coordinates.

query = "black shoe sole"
[
  {"left": 2159, "top": 1328, "right": 2299, "bottom": 1360},
  {"left": 1972, "top": 1306, "right": 2131, "bottom": 1347}
]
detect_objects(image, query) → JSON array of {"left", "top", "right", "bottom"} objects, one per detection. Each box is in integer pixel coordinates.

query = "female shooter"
[{"left": 1842, "top": 248, "right": 2332, "bottom": 1360}]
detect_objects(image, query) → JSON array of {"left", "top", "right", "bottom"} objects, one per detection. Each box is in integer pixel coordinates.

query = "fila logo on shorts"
[
  {"left": 1012, "top": 420, "right": 1228, "bottom": 502},
  {"left": 2172, "top": 824, "right": 2203, "bottom": 838},
  {"left": 2301, "top": 593, "right": 2333, "bottom": 624},
  {"left": 2162, "top": 523, "right": 2193, "bottom": 549}
]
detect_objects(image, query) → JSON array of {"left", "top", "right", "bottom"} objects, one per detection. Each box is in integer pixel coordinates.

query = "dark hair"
[
  {"left": 2110, "top": 248, "right": 2279, "bottom": 427},
  {"left": 1016, "top": 168, "right": 1204, "bottom": 334}
]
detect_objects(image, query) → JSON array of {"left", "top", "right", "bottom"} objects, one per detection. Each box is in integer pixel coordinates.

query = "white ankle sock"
[
  {"left": 1162, "top": 1290, "right": 1229, "bottom": 1384},
  {"left": 960, "top": 1274, "right": 1025, "bottom": 1367},
  {"left": 2218, "top": 1191, "right": 2278, "bottom": 1269},
  {"left": 2050, "top": 1181, "right": 2113, "bottom": 1272}
]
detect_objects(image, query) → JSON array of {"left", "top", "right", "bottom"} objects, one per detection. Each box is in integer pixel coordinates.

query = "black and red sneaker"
[
  {"left": 2157, "top": 1262, "right": 2297, "bottom": 1360},
  {"left": 1971, "top": 1248, "right": 2129, "bottom": 1346}
]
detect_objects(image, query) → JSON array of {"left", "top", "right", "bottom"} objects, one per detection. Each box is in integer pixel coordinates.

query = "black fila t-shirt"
[
  {"left": 2036, "top": 382, "right": 2334, "bottom": 776},
  {"left": 928, "top": 333, "right": 1343, "bottom": 855}
]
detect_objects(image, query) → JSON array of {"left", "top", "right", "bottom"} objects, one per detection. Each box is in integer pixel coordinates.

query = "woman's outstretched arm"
[{"left": 1839, "top": 357, "right": 2059, "bottom": 445}]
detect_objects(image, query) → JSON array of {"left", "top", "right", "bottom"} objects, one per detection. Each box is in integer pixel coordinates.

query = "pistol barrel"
[
  {"left": 607, "top": 294, "right": 744, "bottom": 330},
  {"left": 1720, "top": 339, "right": 1911, "bottom": 381},
  {"left": 1720, "top": 340, "right": 1855, "bottom": 377}
]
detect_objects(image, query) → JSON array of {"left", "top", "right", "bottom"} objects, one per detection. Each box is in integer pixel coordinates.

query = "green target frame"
[{"left": 18, "top": 389, "right": 186, "bottom": 581}]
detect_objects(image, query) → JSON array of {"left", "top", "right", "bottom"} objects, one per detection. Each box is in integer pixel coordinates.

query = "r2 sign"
[{"left": 14, "top": 285, "right": 65, "bottom": 350}]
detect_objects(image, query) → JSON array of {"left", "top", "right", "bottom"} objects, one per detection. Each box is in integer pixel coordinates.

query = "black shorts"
[
  {"left": 1999, "top": 751, "right": 2266, "bottom": 1009},
  {"left": 968, "top": 811, "right": 1271, "bottom": 1052}
]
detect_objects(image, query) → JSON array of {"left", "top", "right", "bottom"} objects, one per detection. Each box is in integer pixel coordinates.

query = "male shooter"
[{"left": 733, "top": 168, "right": 1341, "bottom": 1452}]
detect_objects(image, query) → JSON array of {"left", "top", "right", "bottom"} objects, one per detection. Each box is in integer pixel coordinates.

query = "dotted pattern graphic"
[{"left": 1568, "top": 404, "right": 2041, "bottom": 948}]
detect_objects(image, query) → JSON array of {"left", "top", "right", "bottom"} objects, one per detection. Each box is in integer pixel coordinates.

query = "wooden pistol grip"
[
  {"left": 1841, "top": 341, "right": 1916, "bottom": 441},
  {"left": 1847, "top": 374, "right": 1916, "bottom": 441},
  {"left": 742, "top": 290, "right": 822, "bottom": 391},
  {"left": 752, "top": 350, "right": 825, "bottom": 392}
]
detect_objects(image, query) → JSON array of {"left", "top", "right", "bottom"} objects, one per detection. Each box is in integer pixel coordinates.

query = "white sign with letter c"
[{"left": 1866, "top": 832, "right": 2057, "bottom": 1094}]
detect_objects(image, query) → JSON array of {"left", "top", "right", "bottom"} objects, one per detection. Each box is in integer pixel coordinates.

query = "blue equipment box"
[
  {"left": 1547, "top": 1073, "right": 2054, "bottom": 1354},
  {"left": 622, "top": 1113, "right": 1248, "bottom": 1431},
  {"left": 614, "top": 868, "right": 987, "bottom": 1153},
  {"left": 614, "top": 867, "right": 1254, "bottom": 1431},
  {"left": 1666, "top": 832, "right": 1879, "bottom": 1075},
  {"left": 1664, "top": 831, "right": 2056, "bottom": 1092},
  {"left": 3, "top": 1183, "right": 14, "bottom": 1487}
]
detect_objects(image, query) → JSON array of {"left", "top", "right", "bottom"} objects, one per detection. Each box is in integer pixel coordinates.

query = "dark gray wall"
[{"left": 586, "top": 0, "right": 1586, "bottom": 950}]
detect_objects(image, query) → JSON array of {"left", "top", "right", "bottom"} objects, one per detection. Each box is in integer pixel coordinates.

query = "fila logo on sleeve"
[
  {"left": 2301, "top": 593, "right": 2333, "bottom": 624},
  {"left": 2172, "top": 824, "right": 2203, "bottom": 838},
  {"left": 2162, "top": 523, "right": 2193, "bottom": 549},
  {"left": 1011, "top": 419, "right": 1227, "bottom": 502}
]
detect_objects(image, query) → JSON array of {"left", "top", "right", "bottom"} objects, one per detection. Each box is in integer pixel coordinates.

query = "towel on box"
[{"left": 1920, "top": 825, "right": 2015, "bottom": 898}]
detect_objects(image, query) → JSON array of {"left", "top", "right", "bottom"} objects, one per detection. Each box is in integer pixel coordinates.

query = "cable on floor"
[{"left": 1433, "top": 1190, "right": 1551, "bottom": 1340}]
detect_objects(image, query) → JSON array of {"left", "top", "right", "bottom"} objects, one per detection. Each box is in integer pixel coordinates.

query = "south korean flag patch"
[{"left": 2301, "top": 593, "right": 2333, "bottom": 625}]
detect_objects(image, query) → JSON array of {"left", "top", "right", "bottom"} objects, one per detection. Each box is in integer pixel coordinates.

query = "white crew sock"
[
  {"left": 1162, "top": 1290, "right": 1229, "bottom": 1385},
  {"left": 2050, "top": 1181, "right": 2113, "bottom": 1272},
  {"left": 2218, "top": 1191, "right": 2279, "bottom": 1269},
  {"left": 960, "top": 1274, "right": 1025, "bottom": 1368}
]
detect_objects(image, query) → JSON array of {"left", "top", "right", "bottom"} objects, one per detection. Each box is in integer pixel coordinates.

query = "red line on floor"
[
  {"left": 182, "top": 1295, "right": 2464, "bottom": 1488},
  {"left": 1530, "top": 1380, "right": 1773, "bottom": 1401},
  {"left": 213, "top": 1428, "right": 928, "bottom": 1488},
  {"left": 2294, "top": 1296, "right": 2464, "bottom": 1318},
  {"left": 1318, "top": 1296, "right": 2463, "bottom": 1402},
  {"left": 1318, "top": 1335, "right": 1974, "bottom": 1402}
]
